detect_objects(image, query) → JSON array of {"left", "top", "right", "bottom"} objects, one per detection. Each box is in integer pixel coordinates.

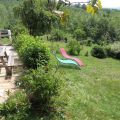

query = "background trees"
[{"left": 14, "top": 0, "right": 58, "bottom": 35}]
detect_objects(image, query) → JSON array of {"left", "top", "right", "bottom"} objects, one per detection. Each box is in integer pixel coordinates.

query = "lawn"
[
  {"left": 0, "top": 39, "right": 119, "bottom": 120},
  {"left": 49, "top": 41, "right": 120, "bottom": 120},
  {"left": 0, "top": 38, "right": 11, "bottom": 45}
]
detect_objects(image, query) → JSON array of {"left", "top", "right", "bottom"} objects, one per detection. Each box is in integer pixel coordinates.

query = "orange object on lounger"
[{"left": 60, "top": 48, "right": 84, "bottom": 67}]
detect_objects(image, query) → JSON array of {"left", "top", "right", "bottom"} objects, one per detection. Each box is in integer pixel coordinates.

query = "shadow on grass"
[
  {"left": 57, "top": 64, "right": 80, "bottom": 70},
  {"left": 26, "top": 104, "right": 65, "bottom": 120}
]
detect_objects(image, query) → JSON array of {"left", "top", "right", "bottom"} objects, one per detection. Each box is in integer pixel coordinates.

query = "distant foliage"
[
  {"left": 0, "top": 0, "right": 22, "bottom": 28},
  {"left": 73, "top": 28, "right": 86, "bottom": 40},
  {"left": 84, "top": 17, "right": 118, "bottom": 44},
  {"left": 10, "top": 23, "right": 29, "bottom": 37},
  {"left": 91, "top": 46, "right": 107, "bottom": 58},
  {"left": 0, "top": 4, "right": 8, "bottom": 28},
  {"left": 106, "top": 42, "right": 120, "bottom": 60},
  {"left": 50, "top": 29, "right": 67, "bottom": 41},
  {"left": 85, "top": 37, "right": 93, "bottom": 46},
  {"left": 14, "top": 34, "right": 50, "bottom": 69},
  {"left": 67, "top": 39, "right": 81, "bottom": 56},
  {"left": 14, "top": 0, "right": 58, "bottom": 36},
  {"left": 61, "top": 7, "right": 119, "bottom": 45}
]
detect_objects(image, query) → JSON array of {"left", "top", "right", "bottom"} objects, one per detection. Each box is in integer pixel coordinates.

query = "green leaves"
[
  {"left": 19, "top": 68, "right": 59, "bottom": 112},
  {"left": 67, "top": 39, "right": 82, "bottom": 56},
  {"left": 91, "top": 46, "right": 107, "bottom": 58},
  {"left": 14, "top": 34, "right": 50, "bottom": 69},
  {"left": 14, "top": 0, "right": 58, "bottom": 35},
  {"left": 0, "top": 91, "right": 30, "bottom": 119}
]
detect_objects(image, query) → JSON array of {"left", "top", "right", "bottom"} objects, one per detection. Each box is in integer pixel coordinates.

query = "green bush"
[
  {"left": 73, "top": 28, "right": 86, "bottom": 40},
  {"left": 84, "top": 17, "right": 118, "bottom": 44},
  {"left": 67, "top": 39, "right": 81, "bottom": 56},
  {"left": 18, "top": 68, "right": 59, "bottom": 113},
  {"left": 11, "top": 23, "right": 29, "bottom": 37},
  {"left": 91, "top": 46, "right": 107, "bottom": 58},
  {"left": 14, "top": 34, "right": 50, "bottom": 69},
  {"left": 14, "top": 34, "right": 29, "bottom": 50},
  {"left": 106, "top": 42, "right": 120, "bottom": 60},
  {"left": 50, "top": 29, "right": 66, "bottom": 41},
  {"left": 81, "top": 37, "right": 93, "bottom": 46},
  {"left": 85, "top": 37, "right": 93, "bottom": 46},
  {"left": 14, "top": 0, "right": 58, "bottom": 36},
  {"left": 0, "top": 91, "right": 30, "bottom": 120},
  {"left": 85, "top": 51, "right": 89, "bottom": 56}
]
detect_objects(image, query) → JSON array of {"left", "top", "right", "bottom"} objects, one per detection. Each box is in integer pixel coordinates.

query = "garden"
[{"left": 0, "top": 0, "right": 120, "bottom": 120}]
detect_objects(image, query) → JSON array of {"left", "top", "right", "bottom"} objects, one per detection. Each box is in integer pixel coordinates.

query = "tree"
[
  {"left": 14, "top": 0, "right": 57, "bottom": 35},
  {"left": 0, "top": 4, "right": 8, "bottom": 28}
]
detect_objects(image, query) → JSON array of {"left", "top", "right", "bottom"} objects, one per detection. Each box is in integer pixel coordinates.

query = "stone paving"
[
  {"left": 0, "top": 67, "right": 20, "bottom": 104},
  {"left": 0, "top": 45, "right": 22, "bottom": 104}
]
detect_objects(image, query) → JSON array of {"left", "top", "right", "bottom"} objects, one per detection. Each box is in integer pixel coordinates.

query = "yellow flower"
[{"left": 86, "top": 5, "right": 95, "bottom": 15}]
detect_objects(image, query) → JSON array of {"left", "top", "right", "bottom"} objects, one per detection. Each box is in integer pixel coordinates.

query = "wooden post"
[{"left": 0, "top": 57, "right": 12, "bottom": 79}]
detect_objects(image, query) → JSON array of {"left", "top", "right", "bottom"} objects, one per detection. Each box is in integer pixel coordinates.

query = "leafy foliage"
[
  {"left": 67, "top": 39, "right": 81, "bottom": 56},
  {"left": 11, "top": 23, "right": 29, "bottom": 37},
  {"left": 14, "top": 34, "right": 50, "bottom": 69},
  {"left": 84, "top": 17, "right": 118, "bottom": 44},
  {"left": 50, "top": 29, "right": 66, "bottom": 41},
  {"left": 91, "top": 45, "right": 107, "bottom": 58},
  {"left": 58, "top": 7, "right": 119, "bottom": 45},
  {"left": 73, "top": 28, "right": 86, "bottom": 40},
  {"left": 18, "top": 68, "right": 60, "bottom": 113},
  {"left": 106, "top": 42, "right": 120, "bottom": 59},
  {"left": 0, "top": 0, "right": 22, "bottom": 28},
  {"left": 14, "top": 0, "right": 58, "bottom": 35},
  {"left": 0, "top": 91, "right": 30, "bottom": 120}
]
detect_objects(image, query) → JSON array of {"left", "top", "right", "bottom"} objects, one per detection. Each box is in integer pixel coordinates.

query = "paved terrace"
[{"left": 0, "top": 45, "right": 22, "bottom": 103}]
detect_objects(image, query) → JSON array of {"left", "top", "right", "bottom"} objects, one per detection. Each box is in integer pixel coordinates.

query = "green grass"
[
  {"left": 49, "top": 42, "right": 120, "bottom": 120},
  {"left": 1, "top": 39, "right": 120, "bottom": 120},
  {"left": 0, "top": 38, "right": 11, "bottom": 45}
]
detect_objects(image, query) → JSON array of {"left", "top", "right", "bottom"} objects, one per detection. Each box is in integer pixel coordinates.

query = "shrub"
[
  {"left": 11, "top": 23, "right": 29, "bottom": 37},
  {"left": 14, "top": 34, "right": 29, "bottom": 50},
  {"left": 86, "top": 37, "right": 93, "bottom": 46},
  {"left": 73, "top": 28, "right": 86, "bottom": 40},
  {"left": 0, "top": 91, "right": 30, "bottom": 119},
  {"left": 85, "top": 51, "right": 89, "bottom": 56},
  {"left": 14, "top": 0, "right": 57, "bottom": 36},
  {"left": 81, "top": 37, "right": 93, "bottom": 46},
  {"left": 91, "top": 46, "right": 107, "bottom": 58},
  {"left": 14, "top": 34, "right": 50, "bottom": 69},
  {"left": 84, "top": 17, "right": 118, "bottom": 44},
  {"left": 106, "top": 42, "right": 120, "bottom": 60},
  {"left": 67, "top": 39, "right": 81, "bottom": 56},
  {"left": 50, "top": 29, "right": 66, "bottom": 41},
  {"left": 18, "top": 68, "right": 59, "bottom": 113}
]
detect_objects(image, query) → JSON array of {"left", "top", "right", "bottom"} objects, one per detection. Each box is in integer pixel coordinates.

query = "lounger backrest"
[{"left": 60, "top": 48, "right": 71, "bottom": 58}]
